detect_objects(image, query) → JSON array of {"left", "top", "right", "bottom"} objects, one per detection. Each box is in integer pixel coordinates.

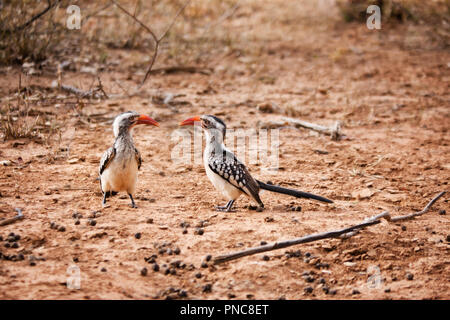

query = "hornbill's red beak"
[
  {"left": 179, "top": 116, "right": 201, "bottom": 126},
  {"left": 136, "top": 115, "right": 159, "bottom": 127}
]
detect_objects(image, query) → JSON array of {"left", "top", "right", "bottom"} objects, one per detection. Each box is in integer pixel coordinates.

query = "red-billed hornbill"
[
  {"left": 179, "top": 115, "right": 333, "bottom": 212},
  {"left": 99, "top": 111, "right": 159, "bottom": 208}
]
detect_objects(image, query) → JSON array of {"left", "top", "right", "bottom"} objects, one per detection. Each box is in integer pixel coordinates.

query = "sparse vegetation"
[
  {"left": 0, "top": 0, "right": 65, "bottom": 65},
  {"left": 0, "top": 105, "right": 41, "bottom": 141}
]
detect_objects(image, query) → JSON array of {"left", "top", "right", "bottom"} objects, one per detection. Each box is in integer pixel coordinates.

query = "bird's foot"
[
  {"left": 128, "top": 194, "right": 137, "bottom": 209},
  {"left": 215, "top": 206, "right": 234, "bottom": 212}
]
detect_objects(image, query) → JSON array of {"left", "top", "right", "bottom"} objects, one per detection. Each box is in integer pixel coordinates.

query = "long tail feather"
[{"left": 257, "top": 180, "right": 333, "bottom": 203}]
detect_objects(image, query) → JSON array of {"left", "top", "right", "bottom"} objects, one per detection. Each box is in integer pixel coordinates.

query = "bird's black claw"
[{"left": 215, "top": 205, "right": 236, "bottom": 212}]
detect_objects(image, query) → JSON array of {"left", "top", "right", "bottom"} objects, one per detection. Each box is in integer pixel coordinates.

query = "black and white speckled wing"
[
  {"left": 99, "top": 146, "right": 116, "bottom": 175},
  {"left": 208, "top": 150, "right": 262, "bottom": 205},
  {"left": 134, "top": 147, "right": 142, "bottom": 170}
]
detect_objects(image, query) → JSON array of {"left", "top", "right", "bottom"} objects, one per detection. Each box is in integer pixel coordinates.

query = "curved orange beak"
[
  {"left": 136, "top": 114, "right": 159, "bottom": 127},
  {"left": 179, "top": 116, "right": 201, "bottom": 126}
]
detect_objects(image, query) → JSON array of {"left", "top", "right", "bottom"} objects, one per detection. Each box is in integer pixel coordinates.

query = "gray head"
[
  {"left": 112, "top": 111, "right": 159, "bottom": 137},
  {"left": 179, "top": 114, "right": 227, "bottom": 141}
]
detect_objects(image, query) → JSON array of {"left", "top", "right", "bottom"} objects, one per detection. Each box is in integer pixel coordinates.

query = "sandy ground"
[{"left": 0, "top": 0, "right": 449, "bottom": 299}]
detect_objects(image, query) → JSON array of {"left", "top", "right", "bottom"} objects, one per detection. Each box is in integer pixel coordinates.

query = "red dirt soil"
[{"left": 0, "top": 0, "right": 448, "bottom": 299}]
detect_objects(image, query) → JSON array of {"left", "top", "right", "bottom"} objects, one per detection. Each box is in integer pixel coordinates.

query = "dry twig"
[
  {"left": 259, "top": 117, "right": 343, "bottom": 141},
  {"left": 110, "top": 0, "right": 191, "bottom": 87},
  {"left": 213, "top": 191, "right": 445, "bottom": 265},
  {"left": 1, "top": 0, "right": 61, "bottom": 34},
  {"left": 0, "top": 208, "right": 24, "bottom": 227}
]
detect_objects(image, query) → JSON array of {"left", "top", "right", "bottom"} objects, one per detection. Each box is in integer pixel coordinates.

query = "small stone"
[
  {"left": 201, "top": 262, "right": 208, "bottom": 268},
  {"left": 180, "top": 221, "right": 190, "bottom": 228},
  {"left": 319, "top": 278, "right": 326, "bottom": 284},
  {"left": 4, "top": 243, "right": 10, "bottom": 248},
  {"left": 195, "top": 272, "right": 202, "bottom": 279},
  {"left": 401, "top": 226, "right": 406, "bottom": 231},
  {"left": 446, "top": 235, "right": 450, "bottom": 242},
  {"left": 134, "top": 233, "right": 142, "bottom": 239},
  {"left": 164, "top": 268, "right": 170, "bottom": 275},
  {"left": 174, "top": 248, "right": 181, "bottom": 255},
  {"left": 202, "top": 284, "right": 212, "bottom": 293},
  {"left": 352, "top": 289, "right": 360, "bottom": 295},
  {"left": 101, "top": 267, "right": 107, "bottom": 272},
  {"left": 88, "top": 219, "right": 96, "bottom": 226},
  {"left": 322, "top": 286, "right": 329, "bottom": 294},
  {"left": 264, "top": 217, "right": 274, "bottom": 222},
  {"left": 262, "top": 255, "right": 270, "bottom": 261},
  {"left": 182, "top": 229, "right": 188, "bottom": 234},
  {"left": 74, "top": 220, "right": 80, "bottom": 225},
  {"left": 178, "top": 290, "right": 188, "bottom": 298},
  {"left": 304, "top": 286, "right": 313, "bottom": 293},
  {"left": 17, "top": 253, "right": 24, "bottom": 261},
  {"left": 305, "top": 252, "right": 311, "bottom": 258},
  {"left": 73, "top": 257, "right": 79, "bottom": 263},
  {"left": 205, "top": 254, "right": 212, "bottom": 262},
  {"left": 406, "top": 273, "right": 414, "bottom": 280},
  {"left": 152, "top": 263, "right": 160, "bottom": 272},
  {"left": 140, "top": 267, "right": 148, "bottom": 276},
  {"left": 146, "top": 218, "right": 154, "bottom": 224},
  {"left": 11, "top": 242, "right": 19, "bottom": 248},
  {"left": 29, "top": 261, "right": 36, "bottom": 266},
  {"left": 260, "top": 241, "right": 267, "bottom": 245},
  {"left": 438, "top": 209, "right": 446, "bottom": 215},
  {"left": 305, "top": 276, "right": 315, "bottom": 283},
  {"left": 329, "top": 289, "right": 337, "bottom": 295},
  {"left": 14, "top": 235, "right": 20, "bottom": 241},
  {"left": 195, "top": 228, "right": 204, "bottom": 235},
  {"left": 384, "top": 288, "right": 391, "bottom": 293},
  {"left": 169, "top": 268, "right": 176, "bottom": 275},
  {"left": 58, "top": 226, "right": 66, "bottom": 232}
]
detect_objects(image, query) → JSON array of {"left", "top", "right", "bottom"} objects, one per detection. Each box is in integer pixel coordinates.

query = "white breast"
[{"left": 101, "top": 156, "right": 138, "bottom": 195}]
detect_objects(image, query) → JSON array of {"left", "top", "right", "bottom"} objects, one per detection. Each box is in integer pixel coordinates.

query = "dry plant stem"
[
  {"left": 259, "top": 117, "right": 343, "bottom": 141},
  {"left": 213, "top": 191, "right": 445, "bottom": 265},
  {"left": 148, "top": 66, "right": 213, "bottom": 75},
  {"left": 110, "top": 0, "right": 191, "bottom": 87},
  {"left": 202, "top": 1, "right": 240, "bottom": 34},
  {"left": 2, "top": 0, "right": 61, "bottom": 34},
  {"left": 0, "top": 208, "right": 24, "bottom": 227},
  {"left": 281, "top": 117, "right": 342, "bottom": 141},
  {"left": 389, "top": 191, "right": 445, "bottom": 222},
  {"left": 59, "top": 76, "right": 108, "bottom": 99}
]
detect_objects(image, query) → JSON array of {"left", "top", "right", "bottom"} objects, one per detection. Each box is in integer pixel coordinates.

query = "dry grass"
[
  {"left": 336, "top": 0, "right": 450, "bottom": 24},
  {"left": 0, "top": 1, "right": 66, "bottom": 65},
  {"left": 0, "top": 105, "right": 42, "bottom": 141}
]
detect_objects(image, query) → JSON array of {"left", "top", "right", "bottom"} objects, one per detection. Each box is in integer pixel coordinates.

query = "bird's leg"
[
  {"left": 128, "top": 193, "right": 137, "bottom": 208},
  {"left": 102, "top": 191, "right": 110, "bottom": 207},
  {"left": 216, "top": 200, "right": 235, "bottom": 212}
]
